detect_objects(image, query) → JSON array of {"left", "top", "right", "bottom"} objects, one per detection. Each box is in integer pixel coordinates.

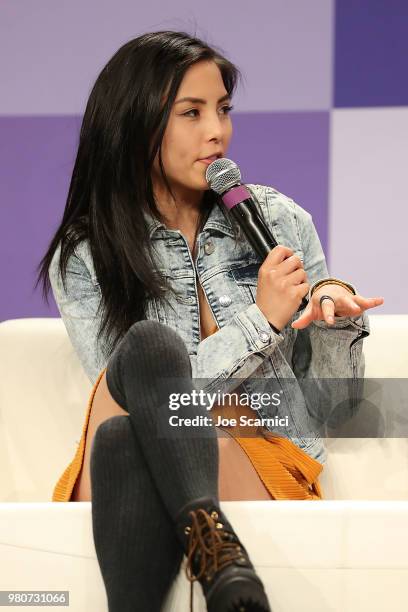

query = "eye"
[
  {"left": 182, "top": 105, "right": 234, "bottom": 118},
  {"left": 182, "top": 109, "right": 199, "bottom": 117}
]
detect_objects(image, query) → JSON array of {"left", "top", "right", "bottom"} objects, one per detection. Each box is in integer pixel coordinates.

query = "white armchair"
[{"left": 1, "top": 315, "right": 407, "bottom": 611}]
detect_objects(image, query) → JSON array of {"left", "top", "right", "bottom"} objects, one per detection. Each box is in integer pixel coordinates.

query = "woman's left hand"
[{"left": 291, "top": 284, "right": 384, "bottom": 329}]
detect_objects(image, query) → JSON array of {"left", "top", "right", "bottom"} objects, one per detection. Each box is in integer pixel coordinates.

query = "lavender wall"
[{"left": 1, "top": 0, "right": 407, "bottom": 321}]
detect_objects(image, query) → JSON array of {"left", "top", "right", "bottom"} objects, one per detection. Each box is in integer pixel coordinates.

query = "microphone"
[{"left": 205, "top": 157, "right": 308, "bottom": 313}]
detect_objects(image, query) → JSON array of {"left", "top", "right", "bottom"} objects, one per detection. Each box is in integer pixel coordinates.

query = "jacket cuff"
[
  {"left": 312, "top": 312, "right": 370, "bottom": 333},
  {"left": 234, "top": 303, "right": 284, "bottom": 351}
]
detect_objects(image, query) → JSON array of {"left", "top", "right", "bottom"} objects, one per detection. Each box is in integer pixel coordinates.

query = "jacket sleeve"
[
  {"left": 291, "top": 201, "right": 371, "bottom": 428},
  {"left": 50, "top": 242, "right": 284, "bottom": 390},
  {"left": 49, "top": 242, "right": 110, "bottom": 386},
  {"left": 192, "top": 302, "right": 285, "bottom": 393}
]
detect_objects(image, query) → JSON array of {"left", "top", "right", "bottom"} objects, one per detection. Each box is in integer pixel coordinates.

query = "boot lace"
[{"left": 183, "top": 508, "right": 247, "bottom": 612}]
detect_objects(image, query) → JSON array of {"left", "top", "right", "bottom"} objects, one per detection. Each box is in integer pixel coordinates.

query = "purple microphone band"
[{"left": 221, "top": 184, "right": 251, "bottom": 210}]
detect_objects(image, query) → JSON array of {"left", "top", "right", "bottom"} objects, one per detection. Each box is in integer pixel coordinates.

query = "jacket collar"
[{"left": 142, "top": 198, "right": 235, "bottom": 239}]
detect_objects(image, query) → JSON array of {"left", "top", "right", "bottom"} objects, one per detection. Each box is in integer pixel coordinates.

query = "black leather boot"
[{"left": 174, "top": 496, "right": 272, "bottom": 612}]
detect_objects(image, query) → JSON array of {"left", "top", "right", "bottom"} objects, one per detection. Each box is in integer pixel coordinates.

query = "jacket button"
[
  {"left": 186, "top": 296, "right": 195, "bottom": 305},
  {"left": 219, "top": 295, "right": 232, "bottom": 307},
  {"left": 259, "top": 331, "right": 270, "bottom": 343},
  {"left": 204, "top": 241, "right": 215, "bottom": 255}
]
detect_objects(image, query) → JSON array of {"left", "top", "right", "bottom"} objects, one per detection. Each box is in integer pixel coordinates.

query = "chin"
[{"left": 196, "top": 168, "right": 210, "bottom": 185}]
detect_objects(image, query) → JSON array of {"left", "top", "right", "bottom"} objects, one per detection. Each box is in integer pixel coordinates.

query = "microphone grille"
[{"left": 205, "top": 158, "right": 241, "bottom": 194}]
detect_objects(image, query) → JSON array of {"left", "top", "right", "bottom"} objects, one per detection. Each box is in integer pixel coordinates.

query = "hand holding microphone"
[
  {"left": 255, "top": 245, "right": 309, "bottom": 331},
  {"left": 205, "top": 157, "right": 310, "bottom": 329}
]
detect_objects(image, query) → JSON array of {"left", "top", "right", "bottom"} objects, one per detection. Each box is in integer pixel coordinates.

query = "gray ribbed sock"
[
  {"left": 105, "top": 319, "right": 220, "bottom": 520},
  {"left": 90, "top": 414, "right": 184, "bottom": 612}
]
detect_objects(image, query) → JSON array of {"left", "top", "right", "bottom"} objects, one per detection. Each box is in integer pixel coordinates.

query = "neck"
[{"left": 153, "top": 186, "right": 206, "bottom": 231}]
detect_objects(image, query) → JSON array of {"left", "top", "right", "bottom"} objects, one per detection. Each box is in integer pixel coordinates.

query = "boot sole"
[{"left": 207, "top": 574, "right": 271, "bottom": 612}]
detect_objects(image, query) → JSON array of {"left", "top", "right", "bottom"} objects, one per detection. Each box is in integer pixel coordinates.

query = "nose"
[{"left": 204, "top": 112, "right": 226, "bottom": 143}]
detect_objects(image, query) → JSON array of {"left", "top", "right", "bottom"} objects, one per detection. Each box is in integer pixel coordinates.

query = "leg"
[
  {"left": 72, "top": 371, "right": 272, "bottom": 503},
  {"left": 105, "top": 320, "right": 271, "bottom": 611},
  {"left": 105, "top": 320, "right": 220, "bottom": 520},
  {"left": 72, "top": 373, "right": 185, "bottom": 610},
  {"left": 90, "top": 414, "right": 184, "bottom": 612},
  {"left": 74, "top": 369, "right": 270, "bottom": 612},
  {"left": 217, "top": 428, "right": 273, "bottom": 501}
]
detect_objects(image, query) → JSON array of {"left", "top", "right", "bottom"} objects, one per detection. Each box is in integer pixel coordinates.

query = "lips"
[
  {"left": 198, "top": 154, "right": 221, "bottom": 164},
  {"left": 198, "top": 153, "right": 222, "bottom": 160}
]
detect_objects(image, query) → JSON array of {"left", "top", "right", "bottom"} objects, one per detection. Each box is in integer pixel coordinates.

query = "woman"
[{"left": 36, "top": 30, "right": 383, "bottom": 612}]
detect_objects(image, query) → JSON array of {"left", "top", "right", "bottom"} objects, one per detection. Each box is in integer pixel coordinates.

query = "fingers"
[
  {"left": 291, "top": 302, "right": 313, "bottom": 329},
  {"left": 291, "top": 293, "right": 384, "bottom": 331},
  {"left": 320, "top": 297, "right": 336, "bottom": 324},
  {"left": 266, "top": 245, "right": 294, "bottom": 266},
  {"left": 341, "top": 295, "right": 361, "bottom": 314},
  {"left": 281, "top": 254, "right": 304, "bottom": 274},
  {"left": 353, "top": 295, "right": 384, "bottom": 309}
]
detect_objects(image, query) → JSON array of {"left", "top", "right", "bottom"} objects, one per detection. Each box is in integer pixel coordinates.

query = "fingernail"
[{"left": 328, "top": 316, "right": 334, "bottom": 323}]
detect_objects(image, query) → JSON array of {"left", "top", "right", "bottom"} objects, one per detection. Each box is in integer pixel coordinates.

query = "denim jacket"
[{"left": 49, "top": 184, "right": 370, "bottom": 464}]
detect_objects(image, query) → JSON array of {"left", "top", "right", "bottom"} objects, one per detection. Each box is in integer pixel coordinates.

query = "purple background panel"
[
  {"left": 2, "top": 0, "right": 405, "bottom": 320},
  {"left": 0, "top": 116, "right": 81, "bottom": 321},
  {"left": 0, "top": 0, "right": 333, "bottom": 114},
  {"left": 229, "top": 112, "right": 330, "bottom": 256},
  {"left": 329, "top": 107, "right": 408, "bottom": 314},
  {"left": 334, "top": 0, "right": 408, "bottom": 108},
  {"left": 0, "top": 112, "right": 329, "bottom": 322}
]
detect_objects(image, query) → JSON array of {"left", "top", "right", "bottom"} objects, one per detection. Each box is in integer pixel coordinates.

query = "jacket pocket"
[{"left": 230, "top": 262, "right": 261, "bottom": 304}]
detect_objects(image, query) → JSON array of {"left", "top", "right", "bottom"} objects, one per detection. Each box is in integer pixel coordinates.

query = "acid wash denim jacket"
[{"left": 49, "top": 184, "right": 370, "bottom": 465}]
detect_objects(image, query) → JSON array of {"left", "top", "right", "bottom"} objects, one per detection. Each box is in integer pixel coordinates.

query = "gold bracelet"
[
  {"left": 308, "top": 277, "right": 356, "bottom": 303},
  {"left": 312, "top": 280, "right": 355, "bottom": 296}
]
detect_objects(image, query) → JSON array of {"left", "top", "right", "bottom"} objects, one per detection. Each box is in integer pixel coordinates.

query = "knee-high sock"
[
  {"left": 90, "top": 414, "right": 184, "bottom": 612},
  {"left": 105, "top": 320, "right": 220, "bottom": 520}
]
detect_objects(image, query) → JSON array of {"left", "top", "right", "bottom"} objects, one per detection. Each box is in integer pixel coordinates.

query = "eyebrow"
[{"left": 175, "top": 94, "right": 231, "bottom": 105}]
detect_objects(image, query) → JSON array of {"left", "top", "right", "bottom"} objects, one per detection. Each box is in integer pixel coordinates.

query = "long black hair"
[{"left": 35, "top": 30, "right": 242, "bottom": 358}]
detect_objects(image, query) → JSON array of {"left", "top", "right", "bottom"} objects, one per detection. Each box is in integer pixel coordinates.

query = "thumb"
[{"left": 291, "top": 303, "right": 313, "bottom": 329}]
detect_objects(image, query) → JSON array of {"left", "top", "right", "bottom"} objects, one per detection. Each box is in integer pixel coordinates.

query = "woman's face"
[{"left": 152, "top": 60, "right": 233, "bottom": 203}]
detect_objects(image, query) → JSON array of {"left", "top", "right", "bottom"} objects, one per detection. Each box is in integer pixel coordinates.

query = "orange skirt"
[
  {"left": 52, "top": 369, "right": 324, "bottom": 502},
  {"left": 232, "top": 433, "right": 323, "bottom": 500},
  {"left": 52, "top": 368, "right": 107, "bottom": 502}
]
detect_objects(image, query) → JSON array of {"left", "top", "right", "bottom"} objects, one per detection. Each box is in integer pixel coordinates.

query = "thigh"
[
  {"left": 72, "top": 374, "right": 272, "bottom": 502},
  {"left": 217, "top": 428, "right": 273, "bottom": 501},
  {"left": 71, "top": 370, "right": 129, "bottom": 502}
]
